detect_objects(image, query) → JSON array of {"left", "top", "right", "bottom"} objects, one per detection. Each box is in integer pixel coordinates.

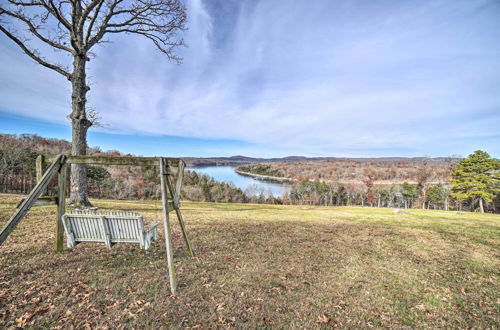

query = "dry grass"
[{"left": 0, "top": 193, "right": 499, "bottom": 328}]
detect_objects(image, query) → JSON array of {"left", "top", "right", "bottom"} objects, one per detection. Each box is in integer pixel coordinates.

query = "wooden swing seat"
[{"left": 62, "top": 209, "right": 160, "bottom": 250}]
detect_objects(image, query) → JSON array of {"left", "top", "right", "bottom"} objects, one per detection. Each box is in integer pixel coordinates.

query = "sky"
[{"left": 1, "top": 0, "right": 499, "bottom": 158}]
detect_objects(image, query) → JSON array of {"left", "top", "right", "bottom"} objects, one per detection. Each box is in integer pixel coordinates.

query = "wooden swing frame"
[{"left": 0, "top": 154, "right": 194, "bottom": 294}]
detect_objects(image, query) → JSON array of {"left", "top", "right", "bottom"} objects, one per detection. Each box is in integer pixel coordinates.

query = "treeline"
[{"left": 283, "top": 180, "right": 457, "bottom": 210}]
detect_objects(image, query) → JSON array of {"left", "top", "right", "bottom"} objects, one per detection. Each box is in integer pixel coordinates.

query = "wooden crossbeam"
[
  {"left": 43, "top": 154, "right": 184, "bottom": 167},
  {"left": 0, "top": 155, "right": 64, "bottom": 245}
]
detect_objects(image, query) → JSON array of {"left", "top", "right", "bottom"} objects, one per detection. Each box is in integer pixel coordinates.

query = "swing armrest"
[
  {"left": 149, "top": 221, "right": 160, "bottom": 231},
  {"left": 146, "top": 221, "right": 160, "bottom": 243}
]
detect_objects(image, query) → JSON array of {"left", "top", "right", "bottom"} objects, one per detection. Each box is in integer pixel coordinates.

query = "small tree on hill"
[
  {"left": 401, "top": 182, "right": 418, "bottom": 209},
  {"left": 426, "top": 183, "right": 449, "bottom": 210},
  {"left": 450, "top": 150, "right": 499, "bottom": 213},
  {"left": 363, "top": 168, "right": 377, "bottom": 207},
  {"left": 1, "top": 0, "right": 186, "bottom": 205},
  {"left": 416, "top": 158, "right": 434, "bottom": 209}
]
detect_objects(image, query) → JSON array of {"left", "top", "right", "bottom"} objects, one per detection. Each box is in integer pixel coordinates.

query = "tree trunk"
[
  {"left": 479, "top": 198, "right": 484, "bottom": 213},
  {"left": 421, "top": 188, "right": 426, "bottom": 209},
  {"left": 68, "top": 54, "right": 92, "bottom": 206}
]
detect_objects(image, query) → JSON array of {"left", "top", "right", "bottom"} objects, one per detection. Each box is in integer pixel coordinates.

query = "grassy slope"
[{"left": 0, "top": 193, "right": 498, "bottom": 328}]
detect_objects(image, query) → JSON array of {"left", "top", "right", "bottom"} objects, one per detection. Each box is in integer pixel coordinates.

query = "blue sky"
[{"left": 1, "top": 0, "right": 499, "bottom": 158}]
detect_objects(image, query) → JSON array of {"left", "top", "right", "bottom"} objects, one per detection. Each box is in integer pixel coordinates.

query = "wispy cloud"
[{"left": 1, "top": 0, "right": 499, "bottom": 157}]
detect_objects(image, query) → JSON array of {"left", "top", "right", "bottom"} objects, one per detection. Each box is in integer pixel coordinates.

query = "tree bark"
[
  {"left": 479, "top": 198, "right": 484, "bottom": 213},
  {"left": 68, "top": 54, "right": 92, "bottom": 206},
  {"left": 421, "top": 187, "right": 426, "bottom": 209}
]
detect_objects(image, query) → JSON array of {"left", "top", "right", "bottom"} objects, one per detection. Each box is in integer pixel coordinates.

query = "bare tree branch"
[
  {"left": 44, "top": 0, "right": 72, "bottom": 31},
  {"left": 0, "top": 25, "right": 72, "bottom": 79},
  {"left": 0, "top": 7, "right": 74, "bottom": 53},
  {"left": 86, "top": 0, "right": 186, "bottom": 59},
  {"left": 86, "top": 107, "right": 102, "bottom": 127},
  {"left": 7, "top": 0, "right": 45, "bottom": 7},
  {"left": 85, "top": 0, "right": 123, "bottom": 49},
  {"left": 77, "top": 0, "right": 102, "bottom": 31},
  {"left": 84, "top": 0, "right": 104, "bottom": 44}
]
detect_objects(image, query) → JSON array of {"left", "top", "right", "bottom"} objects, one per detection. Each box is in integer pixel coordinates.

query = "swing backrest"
[
  {"left": 102, "top": 211, "right": 145, "bottom": 243},
  {"left": 63, "top": 210, "right": 147, "bottom": 248}
]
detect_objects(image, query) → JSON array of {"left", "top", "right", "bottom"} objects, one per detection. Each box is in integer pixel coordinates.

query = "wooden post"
[
  {"left": 160, "top": 157, "right": 177, "bottom": 294},
  {"left": 36, "top": 155, "right": 44, "bottom": 183},
  {"left": 173, "top": 160, "right": 184, "bottom": 208},
  {"left": 56, "top": 160, "right": 67, "bottom": 252}
]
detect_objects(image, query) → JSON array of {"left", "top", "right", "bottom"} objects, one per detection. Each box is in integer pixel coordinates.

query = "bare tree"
[
  {"left": 416, "top": 157, "right": 434, "bottom": 209},
  {"left": 362, "top": 168, "right": 377, "bottom": 207},
  {"left": 1, "top": 0, "right": 186, "bottom": 205}
]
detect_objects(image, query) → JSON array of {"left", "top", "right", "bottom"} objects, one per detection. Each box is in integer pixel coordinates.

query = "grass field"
[{"left": 0, "top": 193, "right": 499, "bottom": 328}]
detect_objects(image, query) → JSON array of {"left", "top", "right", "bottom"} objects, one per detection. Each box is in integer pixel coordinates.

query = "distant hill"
[{"left": 183, "top": 155, "right": 457, "bottom": 167}]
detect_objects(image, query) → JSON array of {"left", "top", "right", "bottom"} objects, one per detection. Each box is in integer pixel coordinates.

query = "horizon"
[
  {"left": 0, "top": 111, "right": 496, "bottom": 159},
  {"left": 1, "top": 0, "right": 500, "bottom": 158}
]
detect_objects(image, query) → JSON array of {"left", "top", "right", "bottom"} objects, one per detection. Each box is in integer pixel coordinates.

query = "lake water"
[{"left": 188, "top": 166, "right": 289, "bottom": 197}]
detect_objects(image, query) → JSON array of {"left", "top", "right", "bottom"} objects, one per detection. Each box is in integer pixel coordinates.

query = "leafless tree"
[
  {"left": 1, "top": 0, "right": 186, "bottom": 205},
  {"left": 416, "top": 157, "right": 434, "bottom": 209},
  {"left": 362, "top": 168, "right": 377, "bottom": 207}
]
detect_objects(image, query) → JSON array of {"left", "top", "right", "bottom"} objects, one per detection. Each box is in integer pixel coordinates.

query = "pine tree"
[{"left": 450, "top": 150, "right": 500, "bottom": 213}]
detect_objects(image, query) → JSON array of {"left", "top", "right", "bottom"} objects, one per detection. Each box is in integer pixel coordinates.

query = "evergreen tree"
[
  {"left": 450, "top": 150, "right": 499, "bottom": 213},
  {"left": 426, "top": 184, "right": 449, "bottom": 209},
  {"left": 401, "top": 182, "right": 418, "bottom": 208}
]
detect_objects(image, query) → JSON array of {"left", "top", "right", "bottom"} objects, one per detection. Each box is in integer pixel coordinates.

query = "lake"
[{"left": 188, "top": 166, "right": 289, "bottom": 197}]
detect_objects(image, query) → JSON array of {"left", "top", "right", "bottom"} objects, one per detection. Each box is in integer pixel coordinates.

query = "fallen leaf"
[
  {"left": 317, "top": 313, "right": 331, "bottom": 324},
  {"left": 415, "top": 304, "right": 427, "bottom": 311}
]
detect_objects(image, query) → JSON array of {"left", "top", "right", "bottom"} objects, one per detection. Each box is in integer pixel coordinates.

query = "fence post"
[
  {"left": 36, "top": 155, "right": 44, "bottom": 183},
  {"left": 56, "top": 159, "right": 67, "bottom": 252}
]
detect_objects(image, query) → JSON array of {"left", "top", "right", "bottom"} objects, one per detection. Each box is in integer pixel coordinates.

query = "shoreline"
[{"left": 234, "top": 169, "right": 296, "bottom": 184}]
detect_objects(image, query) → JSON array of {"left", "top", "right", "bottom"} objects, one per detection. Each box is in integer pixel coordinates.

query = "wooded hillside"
[{"left": 238, "top": 158, "right": 455, "bottom": 184}]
